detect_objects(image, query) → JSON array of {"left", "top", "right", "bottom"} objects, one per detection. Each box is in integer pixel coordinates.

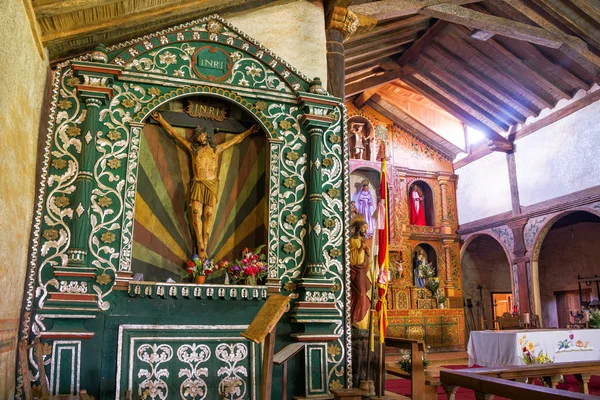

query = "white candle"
[{"left": 523, "top": 313, "right": 530, "bottom": 324}]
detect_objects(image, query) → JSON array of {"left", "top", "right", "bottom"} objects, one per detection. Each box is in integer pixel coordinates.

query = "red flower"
[
  {"left": 205, "top": 269, "right": 212, "bottom": 276},
  {"left": 188, "top": 261, "right": 195, "bottom": 267}
]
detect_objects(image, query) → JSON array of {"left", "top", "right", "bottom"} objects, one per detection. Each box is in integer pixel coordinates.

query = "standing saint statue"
[
  {"left": 350, "top": 122, "right": 366, "bottom": 160},
  {"left": 152, "top": 111, "right": 260, "bottom": 259},
  {"left": 413, "top": 248, "right": 427, "bottom": 288},
  {"left": 350, "top": 218, "right": 371, "bottom": 328},
  {"left": 353, "top": 180, "right": 376, "bottom": 237}
]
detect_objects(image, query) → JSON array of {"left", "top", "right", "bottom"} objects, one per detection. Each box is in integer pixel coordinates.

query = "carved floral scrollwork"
[
  {"left": 177, "top": 344, "right": 211, "bottom": 400},
  {"left": 136, "top": 344, "right": 173, "bottom": 400},
  {"left": 216, "top": 343, "right": 249, "bottom": 399}
]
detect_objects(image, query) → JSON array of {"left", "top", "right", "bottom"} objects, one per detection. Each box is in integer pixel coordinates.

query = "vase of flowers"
[
  {"left": 183, "top": 255, "right": 222, "bottom": 284},
  {"left": 228, "top": 245, "right": 267, "bottom": 286}
]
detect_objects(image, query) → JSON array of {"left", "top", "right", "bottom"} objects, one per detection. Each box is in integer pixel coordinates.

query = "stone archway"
[
  {"left": 461, "top": 233, "right": 513, "bottom": 334},
  {"left": 530, "top": 210, "right": 600, "bottom": 327}
]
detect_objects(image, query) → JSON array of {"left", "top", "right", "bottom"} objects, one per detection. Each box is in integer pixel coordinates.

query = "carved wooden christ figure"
[{"left": 152, "top": 111, "right": 260, "bottom": 259}]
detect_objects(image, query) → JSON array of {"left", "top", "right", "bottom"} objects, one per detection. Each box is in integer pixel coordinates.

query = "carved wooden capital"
[{"left": 326, "top": 6, "right": 377, "bottom": 41}]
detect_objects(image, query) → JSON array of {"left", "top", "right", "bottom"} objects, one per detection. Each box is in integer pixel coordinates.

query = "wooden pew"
[
  {"left": 380, "top": 337, "right": 438, "bottom": 400},
  {"left": 440, "top": 361, "right": 600, "bottom": 399}
]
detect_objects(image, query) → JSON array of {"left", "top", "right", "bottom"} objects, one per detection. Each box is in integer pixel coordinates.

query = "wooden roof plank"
[
  {"left": 417, "top": 52, "right": 528, "bottom": 124},
  {"left": 345, "top": 38, "right": 418, "bottom": 63},
  {"left": 34, "top": 0, "right": 121, "bottom": 18},
  {"left": 442, "top": 29, "right": 556, "bottom": 109},
  {"left": 345, "top": 67, "right": 409, "bottom": 97},
  {"left": 427, "top": 42, "right": 539, "bottom": 118},
  {"left": 345, "top": 46, "right": 409, "bottom": 70},
  {"left": 402, "top": 74, "right": 511, "bottom": 141},
  {"left": 345, "top": 28, "right": 425, "bottom": 54},
  {"left": 412, "top": 71, "right": 511, "bottom": 133},
  {"left": 499, "top": 0, "right": 600, "bottom": 69},
  {"left": 346, "top": 15, "right": 431, "bottom": 43},
  {"left": 398, "top": 20, "right": 449, "bottom": 66},
  {"left": 368, "top": 93, "right": 463, "bottom": 158}
]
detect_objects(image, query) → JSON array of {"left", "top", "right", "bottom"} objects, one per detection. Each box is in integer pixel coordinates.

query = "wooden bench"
[
  {"left": 440, "top": 361, "right": 600, "bottom": 399},
  {"left": 380, "top": 337, "right": 439, "bottom": 400}
]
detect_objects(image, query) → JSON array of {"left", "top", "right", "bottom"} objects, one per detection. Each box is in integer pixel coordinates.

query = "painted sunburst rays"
[{"left": 132, "top": 124, "right": 267, "bottom": 279}]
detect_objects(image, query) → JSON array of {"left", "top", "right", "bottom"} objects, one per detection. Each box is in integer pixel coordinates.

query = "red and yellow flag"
[{"left": 376, "top": 158, "right": 389, "bottom": 343}]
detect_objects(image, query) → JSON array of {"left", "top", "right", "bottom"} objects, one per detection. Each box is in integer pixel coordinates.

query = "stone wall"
[
  {"left": 227, "top": 0, "right": 327, "bottom": 86},
  {"left": 0, "top": 0, "right": 48, "bottom": 397},
  {"left": 538, "top": 221, "right": 600, "bottom": 328},
  {"left": 515, "top": 101, "right": 600, "bottom": 207},
  {"left": 456, "top": 152, "right": 512, "bottom": 224}
]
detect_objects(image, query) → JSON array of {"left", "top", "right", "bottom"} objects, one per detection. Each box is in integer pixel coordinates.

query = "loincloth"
[{"left": 190, "top": 179, "right": 219, "bottom": 207}]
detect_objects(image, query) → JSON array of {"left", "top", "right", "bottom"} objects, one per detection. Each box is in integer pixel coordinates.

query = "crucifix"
[{"left": 150, "top": 104, "right": 260, "bottom": 259}]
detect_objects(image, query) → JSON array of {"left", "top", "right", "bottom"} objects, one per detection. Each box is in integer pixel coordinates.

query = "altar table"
[{"left": 468, "top": 329, "right": 600, "bottom": 367}]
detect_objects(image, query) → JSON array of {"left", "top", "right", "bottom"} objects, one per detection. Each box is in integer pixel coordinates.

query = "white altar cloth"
[{"left": 468, "top": 329, "right": 600, "bottom": 367}]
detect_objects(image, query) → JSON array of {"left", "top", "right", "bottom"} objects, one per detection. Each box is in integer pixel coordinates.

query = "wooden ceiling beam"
[
  {"left": 397, "top": 20, "right": 449, "bottom": 66},
  {"left": 368, "top": 93, "right": 463, "bottom": 158},
  {"left": 346, "top": 60, "right": 394, "bottom": 78},
  {"left": 353, "top": 87, "right": 382, "bottom": 108},
  {"left": 41, "top": 0, "right": 292, "bottom": 47},
  {"left": 34, "top": 0, "right": 121, "bottom": 18},
  {"left": 569, "top": 0, "right": 600, "bottom": 25},
  {"left": 345, "top": 67, "right": 410, "bottom": 97},
  {"left": 426, "top": 43, "right": 538, "bottom": 118},
  {"left": 403, "top": 74, "right": 513, "bottom": 143},
  {"left": 349, "top": 0, "right": 481, "bottom": 21},
  {"left": 345, "top": 46, "right": 408, "bottom": 70},
  {"left": 419, "top": 3, "right": 565, "bottom": 48},
  {"left": 416, "top": 52, "right": 527, "bottom": 124},
  {"left": 497, "top": 0, "right": 600, "bottom": 69},
  {"left": 345, "top": 40, "right": 415, "bottom": 63},
  {"left": 345, "top": 28, "right": 425, "bottom": 54}
]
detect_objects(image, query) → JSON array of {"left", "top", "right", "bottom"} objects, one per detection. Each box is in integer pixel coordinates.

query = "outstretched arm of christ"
[
  {"left": 151, "top": 111, "right": 192, "bottom": 153},
  {"left": 215, "top": 124, "right": 261, "bottom": 154}
]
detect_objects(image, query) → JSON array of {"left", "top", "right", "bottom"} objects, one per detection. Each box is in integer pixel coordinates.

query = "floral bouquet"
[
  {"left": 590, "top": 309, "right": 600, "bottom": 328},
  {"left": 183, "top": 255, "right": 224, "bottom": 282},
  {"left": 228, "top": 245, "right": 267, "bottom": 286}
]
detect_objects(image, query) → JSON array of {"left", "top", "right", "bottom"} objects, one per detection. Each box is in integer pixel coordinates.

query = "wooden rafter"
[
  {"left": 34, "top": 0, "right": 121, "bottom": 18},
  {"left": 368, "top": 93, "right": 463, "bottom": 158},
  {"left": 426, "top": 42, "right": 537, "bottom": 118},
  {"left": 402, "top": 74, "right": 513, "bottom": 149},
  {"left": 416, "top": 53, "right": 527, "bottom": 125},
  {"left": 345, "top": 67, "right": 409, "bottom": 97},
  {"left": 349, "top": 0, "right": 481, "bottom": 20},
  {"left": 345, "top": 29, "right": 425, "bottom": 55},
  {"left": 41, "top": 0, "right": 293, "bottom": 47},
  {"left": 345, "top": 36, "right": 418, "bottom": 63},
  {"left": 413, "top": 66, "right": 512, "bottom": 132},
  {"left": 442, "top": 30, "right": 556, "bottom": 109},
  {"left": 345, "top": 47, "right": 409, "bottom": 72},
  {"left": 398, "top": 20, "right": 449, "bottom": 66},
  {"left": 353, "top": 87, "right": 381, "bottom": 108},
  {"left": 497, "top": 0, "right": 600, "bottom": 69}
]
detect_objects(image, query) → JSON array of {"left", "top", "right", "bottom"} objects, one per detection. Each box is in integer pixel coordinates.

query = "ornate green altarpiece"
[{"left": 18, "top": 16, "right": 351, "bottom": 399}]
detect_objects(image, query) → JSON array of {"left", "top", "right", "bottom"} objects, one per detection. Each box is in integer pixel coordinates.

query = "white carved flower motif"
[
  {"left": 230, "top": 51, "right": 242, "bottom": 63},
  {"left": 159, "top": 51, "right": 177, "bottom": 66},
  {"left": 245, "top": 63, "right": 262, "bottom": 78}
]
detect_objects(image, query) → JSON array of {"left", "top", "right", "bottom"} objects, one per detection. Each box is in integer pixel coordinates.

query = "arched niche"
[
  {"left": 532, "top": 210, "right": 600, "bottom": 328},
  {"left": 412, "top": 242, "right": 438, "bottom": 287},
  {"left": 408, "top": 180, "right": 435, "bottom": 226},
  {"left": 132, "top": 95, "right": 269, "bottom": 282},
  {"left": 348, "top": 116, "right": 374, "bottom": 161},
  {"left": 461, "top": 233, "right": 512, "bottom": 334}
]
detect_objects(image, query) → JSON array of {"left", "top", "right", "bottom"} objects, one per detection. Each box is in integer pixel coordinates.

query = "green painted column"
[
  {"left": 307, "top": 125, "right": 325, "bottom": 278},
  {"left": 67, "top": 97, "right": 103, "bottom": 269}
]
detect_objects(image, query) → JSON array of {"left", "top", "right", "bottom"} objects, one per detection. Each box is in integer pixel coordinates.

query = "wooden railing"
[{"left": 440, "top": 361, "right": 600, "bottom": 399}]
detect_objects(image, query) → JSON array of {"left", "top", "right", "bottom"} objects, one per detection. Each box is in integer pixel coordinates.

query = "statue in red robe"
[{"left": 410, "top": 186, "right": 427, "bottom": 226}]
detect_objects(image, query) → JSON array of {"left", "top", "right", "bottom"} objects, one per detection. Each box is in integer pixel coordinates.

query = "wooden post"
[
  {"left": 261, "top": 327, "right": 277, "bottom": 400},
  {"left": 575, "top": 373, "right": 592, "bottom": 394}
]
